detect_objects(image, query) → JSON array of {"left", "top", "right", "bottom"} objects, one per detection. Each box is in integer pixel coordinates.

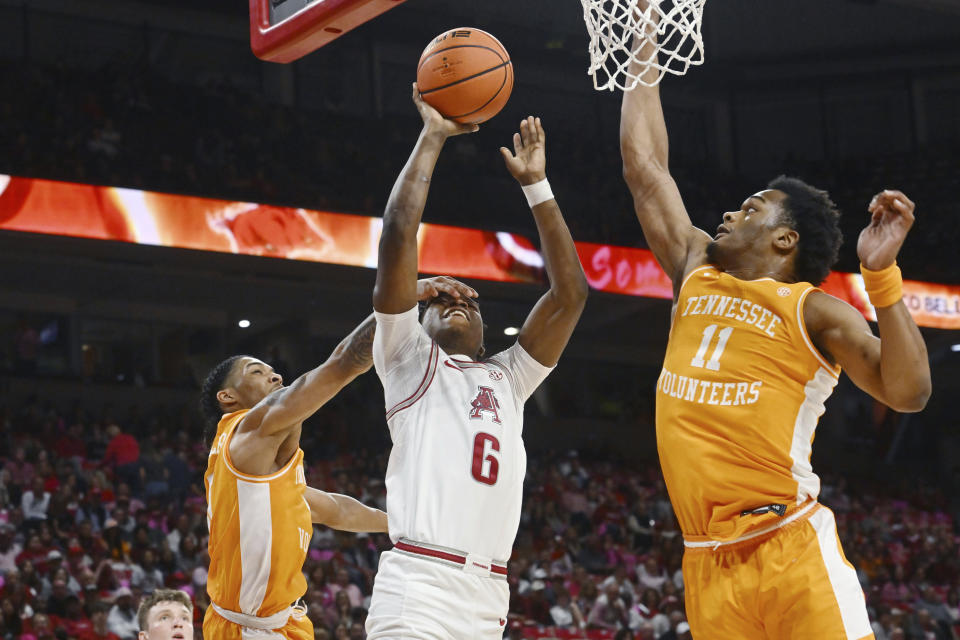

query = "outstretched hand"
[
  {"left": 858, "top": 190, "right": 915, "bottom": 270},
  {"left": 416, "top": 276, "right": 478, "bottom": 302},
  {"left": 412, "top": 83, "right": 479, "bottom": 138},
  {"left": 500, "top": 116, "right": 547, "bottom": 185}
]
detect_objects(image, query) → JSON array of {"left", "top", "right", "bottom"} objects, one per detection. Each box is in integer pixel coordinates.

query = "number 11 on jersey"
[{"left": 691, "top": 324, "right": 733, "bottom": 371}]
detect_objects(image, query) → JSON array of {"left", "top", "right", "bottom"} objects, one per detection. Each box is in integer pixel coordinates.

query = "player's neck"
[
  {"left": 718, "top": 254, "right": 796, "bottom": 283},
  {"left": 437, "top": 337, "right": 481, "bottom": 361}
]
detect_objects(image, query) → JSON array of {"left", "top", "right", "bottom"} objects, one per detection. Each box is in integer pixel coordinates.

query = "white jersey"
[{"left": 373, "top": 306, "right": 552, "bottom": 562}]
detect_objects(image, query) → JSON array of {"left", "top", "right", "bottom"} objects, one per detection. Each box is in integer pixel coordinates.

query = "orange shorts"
[
  {"left": 202, "top": 606, "right": 313, "bottom": 640},
  {"left": 682, "top": 505, "right": 874, "bottom": 640}
]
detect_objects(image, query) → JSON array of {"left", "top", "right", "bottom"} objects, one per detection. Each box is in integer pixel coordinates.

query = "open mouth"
[
  {"left": 714, "top": 224, "right": 730, "bottom": 240},
  {"left": 445, "top": 309, "right": 468, "bottom": 320}
]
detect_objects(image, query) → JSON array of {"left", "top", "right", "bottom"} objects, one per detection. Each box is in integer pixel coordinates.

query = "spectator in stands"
[
  {"left": 106, "top": 586, "right": 139, "bottom": 639},
  {"left": 164, "top": 514, "right": 188, "bottom": 556},
  {"left": 329, "top": 567, "right": 362, "bottom": 609},
  {"left": 0, "top": 522, "right": 21, "bottom": 574},
  {"left": 21, "top": 477, "right": 50, "bottom": 531},
  {"left": 636, "top": 556, "right": 667, "bottom": 592},
  {"left": 82, "top": 602, "right": 120, "bottom": 640},
  {"left": 101, "top": 424, "right": 140, "bottom": 492},
  {"left": 549, "top": 587, "right": 586, "bottom": 630},
  {"left": 587, "top": 580, "right": 629, "bottom": 630}
]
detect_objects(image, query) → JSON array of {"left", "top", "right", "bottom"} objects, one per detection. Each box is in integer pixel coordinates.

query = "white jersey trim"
[
  {"left": 807, "top": 508, "right": 873, "bottom": 639},
  {"left": 789, "top": 367, "right": 837, "bottom": 505},
  {"left": 796, "top": 288, "right": 841, "bottom": 377},
  {"left": 219, "top": 418, "right": 302, "bottom": 483},
  {"left": 385, "top": 340, "right": 439, "bottom": 421},
  {"left": 236, "top": 480, "right": 272, "bottom": 615}
]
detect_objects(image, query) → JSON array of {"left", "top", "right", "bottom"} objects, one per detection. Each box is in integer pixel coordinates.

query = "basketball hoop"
[{"left": 580, "top": 0, "right": 706, "bottom": 91}]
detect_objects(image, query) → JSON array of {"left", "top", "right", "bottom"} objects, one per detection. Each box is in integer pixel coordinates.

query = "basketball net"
[{"left": 581, "top": 0, "right": 706, "bottom": 91}]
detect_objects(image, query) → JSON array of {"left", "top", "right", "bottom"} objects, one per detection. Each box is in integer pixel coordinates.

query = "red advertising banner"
[{"left": 1, "top": 175, "right": 958, "bottom": 329}]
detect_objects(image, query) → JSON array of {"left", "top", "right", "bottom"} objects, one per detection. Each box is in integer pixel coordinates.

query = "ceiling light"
[
  {"left": 503, "top": 327, "right": 519, "bottom": 336},
  {"left": 238, "top": 319, "right": 251, "bottom": 328}
]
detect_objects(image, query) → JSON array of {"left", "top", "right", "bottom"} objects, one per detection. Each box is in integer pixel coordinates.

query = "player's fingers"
[
  {"left": 892, "top": 198, "right": 915, "bottom": 221},
  {"left": 438, "top": 276, "right": 477, "bottom": 298},
  {"left": 434, "top": 283, "right": 457, "bottom": 298},
  {"left": 412, "top": 83, "right": 421, "bottom": 102},
  {"left": 513, "top": 132, "right": 522, "bottom": 154},
  {"left": 520, "top": 119, "right": 532, "bottom": 146},
  {"left": 499, "top": 147, "right": 514, "bottom": 163},
  {"left": 535, "top": 117, "right": 545, "bottom": 142},
  {"left": 893, "top": 191, "right": 915, "bottom": 211}
]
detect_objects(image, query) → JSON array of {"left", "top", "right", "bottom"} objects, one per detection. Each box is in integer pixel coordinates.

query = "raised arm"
[
  {"left": 806, "top": 190, "right": 930, "bottom": 413},
  {"left": 372, "top": 84, "right": 478, "bottom": 314},
  {"left": 304, "top": 486, "right": 388, "bottom": 532},
  {"left": 501, "top": 117, "right": 588, "bottom": 367},
  {"left": 620, "top": 12, "right": 709, "bottom": 287},
  {"left": 241, "top": 313, "right": 377, "bottom": 437}
]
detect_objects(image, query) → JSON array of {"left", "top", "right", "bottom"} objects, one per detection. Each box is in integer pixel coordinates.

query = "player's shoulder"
[{"left": 803, "top": 289, "right": 867, "bottom": 336}]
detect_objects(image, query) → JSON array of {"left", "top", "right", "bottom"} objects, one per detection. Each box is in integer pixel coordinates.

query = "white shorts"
[{"left": 365, "top": 550, "right": 509, "bottom": 639}]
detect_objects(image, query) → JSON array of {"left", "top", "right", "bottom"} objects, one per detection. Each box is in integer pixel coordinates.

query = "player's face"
[
  {"left": 708, "top": 189, "right": 789, "bottom": 261},
  {"left": 229, "top": 357, "right": 284, "bottom": 407},
  {"left": 421, "top": 292, "right": 484, "bottom": 356},
  {"left": 139, "top": 601, "right": 193, "bottom": 640}
]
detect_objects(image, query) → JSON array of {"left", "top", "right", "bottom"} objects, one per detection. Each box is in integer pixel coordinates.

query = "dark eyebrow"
[{"left": 751, "top": 194, "right": 767, "bottom": 203}]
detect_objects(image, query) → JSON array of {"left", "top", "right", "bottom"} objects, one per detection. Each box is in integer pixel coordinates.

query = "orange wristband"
[{"left": 860, "top": 262, "right": 903, "bottom": 308}]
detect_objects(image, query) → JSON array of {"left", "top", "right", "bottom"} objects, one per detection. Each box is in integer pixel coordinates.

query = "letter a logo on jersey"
[{"left": 469, "top": 386, "right": 502, "bottom": 424}]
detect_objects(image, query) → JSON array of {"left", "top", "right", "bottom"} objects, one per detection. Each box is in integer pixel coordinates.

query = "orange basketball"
[{"left": 416, "top": 28, "right": 514, "bottom": 125}]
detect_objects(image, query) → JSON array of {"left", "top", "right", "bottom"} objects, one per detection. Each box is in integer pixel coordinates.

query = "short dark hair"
[
  {"left": 137, "top": 588, "right": 193, "bottom": 631},
  {"left": 199, "top": 355, "right": 244, "bottom": 427},
  {"left": 768, "top": 176, "right": 843, "bottom": 286}
]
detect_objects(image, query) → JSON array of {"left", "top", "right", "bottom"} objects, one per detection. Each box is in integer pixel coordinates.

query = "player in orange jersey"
[
  {"left": 619, "top": 12, "right": 931, "bottom": 640},
  {"left": 198, "top": 277, "right": 474, "bottom": 640}
]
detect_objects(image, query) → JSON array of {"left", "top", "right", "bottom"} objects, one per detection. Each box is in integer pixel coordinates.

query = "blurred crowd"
[
  {"left": 0, "top": 392, "right": 958, "bottom": 640},
  {"left": 1, "top": 60, "right": 958, "bottom": 282}
]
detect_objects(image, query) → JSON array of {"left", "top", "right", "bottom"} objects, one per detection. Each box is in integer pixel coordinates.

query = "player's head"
[
  {"left": 706, "top": 176, "right": 842, "bottom": 285},
  {"left": 420, "top": 290, "right": 485, "bottom": 359},
  {"left": 137, "top": 588, "right": 193, "bottom": 640},
  {"left": 199, "top": 355, "right": 283, "bottom": 424}
]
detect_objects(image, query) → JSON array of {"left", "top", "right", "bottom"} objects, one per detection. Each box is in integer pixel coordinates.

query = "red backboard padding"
[{"left": 250, "top": 0, "right": 406, "bottom": 63}]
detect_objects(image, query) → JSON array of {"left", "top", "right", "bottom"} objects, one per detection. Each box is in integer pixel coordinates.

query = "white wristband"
[{"left": 520, "top": 178, "right": 554, "bottom": 208}]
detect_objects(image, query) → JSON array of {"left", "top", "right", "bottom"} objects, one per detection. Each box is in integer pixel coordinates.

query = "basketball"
[{"left": 416, "top": 27, "right": 514, "bottom": 125}]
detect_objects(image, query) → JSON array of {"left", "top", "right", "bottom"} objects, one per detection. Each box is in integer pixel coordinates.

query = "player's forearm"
[
  {"left": 320, "top": 493, "right": 388, "bottom": 532},
  {"left": 375, "top": 129, "right": 447, "bottom": 312},
  {"left": 327, "top": 313, "right": 377, "bottom": 378},
  {"left": 382, "top": 128, "right": 447, "bottom": 236},
  {"left": 620, "top": 84, "right": 670, "bottom": 184},
  {"left": 530, "top": 200, "right": 588, "bottom": 306},
  {"left": 620, "top": 25, "right": 669, "bottom": 181},
  {"left": 875, "top": 302, "right": 931, "bottom": 412}
]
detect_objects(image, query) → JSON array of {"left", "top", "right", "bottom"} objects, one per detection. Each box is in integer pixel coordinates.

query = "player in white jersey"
[{"left": 365, "top": 85, "right": 589, "bottom": 639}]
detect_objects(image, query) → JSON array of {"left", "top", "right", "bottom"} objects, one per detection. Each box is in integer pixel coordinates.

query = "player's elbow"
[
  {"left": 886, "top": 382, "right": 931, "bottom": 413},
  {"left": 621, "top": 157, "right": 670, "bottom": 199},
  {"left": 555, "top": 274, "right": 589, "bottom": 310}
]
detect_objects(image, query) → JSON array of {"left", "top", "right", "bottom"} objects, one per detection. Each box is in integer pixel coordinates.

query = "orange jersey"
[
  {"left": 656, "top": 266, "right": 840, "bottom": 541},
  {"left": 204, "top": 410, "right": 312, "bottom": 617}
]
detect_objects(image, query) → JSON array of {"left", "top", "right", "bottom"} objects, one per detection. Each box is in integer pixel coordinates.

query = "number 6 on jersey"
[{"left": 471, "top": 432, "right": 500, "bottom": 485}]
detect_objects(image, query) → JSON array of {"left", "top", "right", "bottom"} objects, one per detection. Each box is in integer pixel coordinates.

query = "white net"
[{"left": 581, "top": 0, "right": 707, "bottom": 91}]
